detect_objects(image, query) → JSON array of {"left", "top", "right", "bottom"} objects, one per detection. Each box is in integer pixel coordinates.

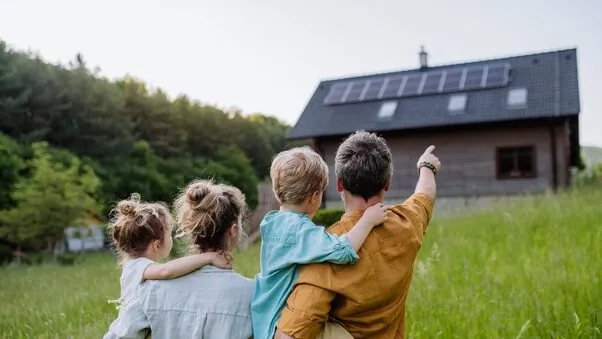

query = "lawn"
[{"left": 0, "top": 188, "right": 600, "bottom": 338}]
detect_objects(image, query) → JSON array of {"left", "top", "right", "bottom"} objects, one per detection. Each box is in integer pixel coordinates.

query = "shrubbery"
[
  {"left": 313, "top": 208, "right": 345, "bottom": 228},
  {"left": 573, "top": 163, "right": 602, "bottom": 186}
]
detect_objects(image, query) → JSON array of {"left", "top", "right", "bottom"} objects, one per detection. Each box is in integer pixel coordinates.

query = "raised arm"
[
  {"left": 389, "top": 145, "right": 440, "bottom": 235},
  {"left": 414, "top": 145, "right": 440, "bottom": 200},
  {"left": 143, "top": 252, "right": 231, "bottom": 281}
]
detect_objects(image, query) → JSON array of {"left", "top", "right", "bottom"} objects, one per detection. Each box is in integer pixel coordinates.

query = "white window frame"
[
  {"left": 507, "top": 88, "right": 528, "bottom": 108},
  {"left": 448, "top": 93, "right": 467, "bottom": 113},
  {"left": 378, "top": 101, "right": 397, "bottom": 119}
]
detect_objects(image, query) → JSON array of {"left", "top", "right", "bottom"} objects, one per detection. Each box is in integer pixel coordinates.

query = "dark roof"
[{"left": 288, "top": 48, "right": 580, "bottom": 140}]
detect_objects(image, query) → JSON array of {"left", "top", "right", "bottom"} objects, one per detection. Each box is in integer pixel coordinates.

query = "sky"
[{"left": 0, "top": 0, "right": 600, "bottom": 146}]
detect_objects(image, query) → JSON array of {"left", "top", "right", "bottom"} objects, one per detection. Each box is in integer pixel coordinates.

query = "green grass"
[{"left": 1, "top": 188, "right": 601, "bottom": 338}]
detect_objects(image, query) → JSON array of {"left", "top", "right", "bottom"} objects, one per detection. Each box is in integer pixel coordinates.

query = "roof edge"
[
  {"left": 286, "top": 113, "right": 580, "bottom": 140},
  {"left": 319, "top": 47, "right": 578, "bottom": 84}
]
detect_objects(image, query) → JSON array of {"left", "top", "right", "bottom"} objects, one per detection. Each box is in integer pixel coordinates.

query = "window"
[
  {"left": 448, "top": 94, "right": 467, "bottom": 113},
  {"left": 378, "top": 101, "right": 397, "bottom": 119},
  {"left": 507, "top": 88, "right": 527, "bottom": 108},
  {"left": 496, "top": 146, "right": 536, "bottom": 179}
]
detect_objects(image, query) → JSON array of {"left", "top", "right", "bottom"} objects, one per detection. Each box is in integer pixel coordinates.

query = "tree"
[
  {"left": 0, "top": 39, "right": 292, "bottom": 221},
  {"left": 0, "top": 133, "right": 24, "bottom": 210},
  {"left": 0, "top": 142, "right": 100, "bottom": 255},
  {"left": 98, "top": 140, "right": 171, "bottom": 205},
  {"left": 211, "top": 146, "right": 260, "bottom": 208}
]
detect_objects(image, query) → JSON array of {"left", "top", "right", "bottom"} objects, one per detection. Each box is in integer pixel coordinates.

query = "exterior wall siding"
[{"left": 317, "top": 121, "right": 570, "bottom": 207}]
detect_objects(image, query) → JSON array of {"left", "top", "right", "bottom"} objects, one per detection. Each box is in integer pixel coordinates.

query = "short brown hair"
[
  {"left": 335, "top": 131, "right": 393, "bottom": 200},
  {"left": 270, "top": 147, "right": 328, "bottom": 205},
  {"left": 174, "top": 179, "right": 247, "bottom": 252},
  {"left": 107, "top": 193, "right": 173, "bottom": 260}
]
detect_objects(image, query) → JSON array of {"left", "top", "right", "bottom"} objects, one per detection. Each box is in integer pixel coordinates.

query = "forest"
[{"left": 0, "top": 39, "right": 301, "bottom": 255}]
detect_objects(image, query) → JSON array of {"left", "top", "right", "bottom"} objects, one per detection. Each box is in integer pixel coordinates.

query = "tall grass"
[
  {"left": 0, "top": 253, "right": 120, "bottom": 338},
  {"left": 0, "top": 188, "right": 600, "bottom": 338},
  {"left": 407, "top": 188, "right": 601, "bottom": 338}
]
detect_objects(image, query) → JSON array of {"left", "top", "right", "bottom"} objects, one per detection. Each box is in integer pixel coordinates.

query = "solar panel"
[
  {"left": 401, "top": 74, "right": 422, "bottom": 96},
  {"left": 323, "top": 62, "right": 512, "bottom": 105},
  {"left": 343, "top": 81, "right": 366, "bottom": 102},
  {"left": 463, "top": 67, "right": 485, "bottom": 90},
  {"left": 442, "top": 69, "right": 463, "bottom": 92},
  {"left": 421, "top": 71, "right": 444, "bottom": 94},
  {"left": 381, "top": 76, "right": 404, "bottom": 99},
  {"left": 485, "top": 63, "right": 509, "bottom": 87},
  {"left": 324, "top": 83, "right": 348, "bottom": 104},
  {"left": 362, "top": 78, "right": 386, "bottom": 101}
]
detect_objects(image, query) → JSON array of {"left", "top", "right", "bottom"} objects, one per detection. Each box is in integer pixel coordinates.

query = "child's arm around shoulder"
[
  {"left": 142, "top": 252, "right": 232, "bottom": 281},
  {"left": 345, "top": 203, "right": 389, "bottom": 251},
  {"left": 278, "top": 205, "right": 388, "bottom": 267}
]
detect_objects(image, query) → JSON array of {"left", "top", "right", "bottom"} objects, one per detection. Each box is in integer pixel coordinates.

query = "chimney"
[{"left": 419, "top": 45, "right": 428, "bottom": 69}]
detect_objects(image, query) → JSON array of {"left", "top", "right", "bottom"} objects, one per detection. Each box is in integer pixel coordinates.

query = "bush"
[
  {"left": 0, "top": 242, "right": 12, "bottom": 265},
  {"left": 23, "top": 252, "right": 46, "bottom": 266},
  {"left": 573, "top": 163, "right": 602, "bottom": 187},
  {"left": 57, "top": 253, "right": 77, "bottom": 266},
  {"left": 313, "top": 208, "right": 345, "bottom": 228}
]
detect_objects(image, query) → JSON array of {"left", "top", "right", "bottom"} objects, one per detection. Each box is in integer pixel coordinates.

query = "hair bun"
[
  {"left": 186, "top": 180, "right": 221, "bottom": 211},
  {"left": 117, "top": 193, "right": 141, "bottom": 217}
]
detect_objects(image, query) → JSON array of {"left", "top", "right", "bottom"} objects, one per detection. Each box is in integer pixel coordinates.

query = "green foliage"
[
  {"left": 20, "top": 252, "right": 46, "bottom": 266},
  {"left": 0, "top": 142, "right": 101, "bottom": 249},
  {"left": 1, "top": 189, "right": 601, "bottom": 337},
  {"left": 0, "top": 133, "right": 24, "bottom": 210},
  {"left": 582, "top": 146, "right": 602, "bottom": 167},
  {"left": 0, "top": 242, "right": 12, "bottom": 264},
  {"left": 0, "top": 39, "right": 289, "bottom": 215},
  {"left": 573, "top": 163, "right": 602, "bottom": 187},
  {"left": 56, "top": 253, "right": 77, "bottom": 266},
  {"left": 169, "top": 237, "right": 190, "bottom": 259},
  {"left": 313, "top": 208, "right": 345, "bottom": 227}
]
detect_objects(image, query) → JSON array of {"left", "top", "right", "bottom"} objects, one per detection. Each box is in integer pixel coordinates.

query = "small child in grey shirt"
[{"left": 105, "top": 194, "right": 231, "bottom": 329}]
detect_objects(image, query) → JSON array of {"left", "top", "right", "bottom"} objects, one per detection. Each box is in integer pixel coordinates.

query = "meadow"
[{"left": 0, "top": 188, "right": 600, "bottom": 339}]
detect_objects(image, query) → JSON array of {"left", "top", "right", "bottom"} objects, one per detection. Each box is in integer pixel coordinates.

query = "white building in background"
[{"left": 64, "top": 225, "right": 105, "bottom": 252}]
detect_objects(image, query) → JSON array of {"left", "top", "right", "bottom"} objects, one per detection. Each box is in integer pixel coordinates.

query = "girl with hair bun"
[
  {"left": 105, "top": 193, "right": 231, "bottom": 336},
  {"left": 173, "top": 179, "right": 247, "bottom": 254},
  {"left": 104, "top": 181, "right": 254, "bottom": 339}
]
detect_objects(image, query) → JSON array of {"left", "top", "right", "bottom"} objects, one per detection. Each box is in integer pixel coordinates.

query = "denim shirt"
[
  {"left": 104, "top": 265, "right": 254, "bottom": 339},
  {"left": 251, "top": 210, "right": 359, "bottom": 339}
]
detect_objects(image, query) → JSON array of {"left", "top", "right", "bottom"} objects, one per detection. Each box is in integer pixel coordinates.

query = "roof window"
[
  {"left": 448, "top": 94, "right": 467, "bottom": 113},
  {"left": 378, "top": 101, "right": 397, "bottom": 119},
  {"left": 507, "top": 88, "right": 528, "bottom": 108}
]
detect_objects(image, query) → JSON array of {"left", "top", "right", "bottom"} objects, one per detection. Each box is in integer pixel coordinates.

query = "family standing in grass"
[{"left": 103, "top": 130, "right": 441, "bottom": 339}]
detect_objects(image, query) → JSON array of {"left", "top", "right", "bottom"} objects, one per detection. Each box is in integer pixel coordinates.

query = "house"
[
  {"left": 287, "top": 48, "right": 581, "bottom": 209},
  {"left": 64, "top": 224, "right": 105, "bottom": 252}
]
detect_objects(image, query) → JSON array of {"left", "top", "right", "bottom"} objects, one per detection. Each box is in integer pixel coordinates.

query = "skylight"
[
  {"left": 448, "top": 94, "right": 467, "bottom": 113},
  {"left": 508, "top": 88, "right": 528, "bottom": 108},
  {"left": 378, "top": 101, "right": 397, "bottom": 119}
]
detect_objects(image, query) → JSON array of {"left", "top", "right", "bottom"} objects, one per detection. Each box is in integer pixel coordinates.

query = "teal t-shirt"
[{"left": 251, "top": 210, "right": 359, "bottom": 339}]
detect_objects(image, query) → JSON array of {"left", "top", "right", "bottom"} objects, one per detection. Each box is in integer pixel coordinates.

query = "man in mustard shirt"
[{"left": 275, "top": 131, "right": 441, "bottom": 339}]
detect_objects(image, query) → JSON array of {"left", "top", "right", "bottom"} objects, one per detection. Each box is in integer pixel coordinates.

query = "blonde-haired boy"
[{"left": 251, "top": 147, "right": 388, "bottom": 339}]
